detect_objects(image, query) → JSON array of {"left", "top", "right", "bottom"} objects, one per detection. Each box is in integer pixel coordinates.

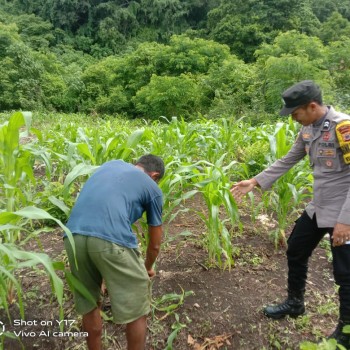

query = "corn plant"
[
  {"left": 132, "top": 157, "right": 197, "bottom": 254},
  {"left": 0, "top": 112, "right": 35, "bottom": 217},
  {"left": 300, "top": 338, "right": 345, "bottom": 349},
  {"left": 147, "top": 117, "right": 229, "bottom": 164},
  {"left": 132, "top": 153, "right": 240, "bottom": 269},
  {"left": 0, "top": 113, "right": 95, "bottom": 342},
  {"left": 33, "top": 161, "right": 99, "bottom": 225},
  {"left": 151, "top": 288, "right": 194, "bottom": 318},
  {"left": 134, "top": 118, "right": 243, "bottom": 268},
  {"left": 261, "top": 119, "right": 312, "bottom": 247},
  {"left": 150, "top": 288, "right": 193, "bottom": 350},
  {"left": 0, "top": 112, "right": 50, "bottom": 242},
  {"left": 174, "top": 156, "right": 240, "bottom": 269},
  {"left": 0, "top": 205, "right": 98, "bottom": 332},
  {"left": 0, "top": 207, "right": 75, "bottom": 323},
  {"left": 164, "top": 313, "right": 188, "bottom": 350},
  {"left": 74, "top": 126, "right": 145, "bottom": 165}
]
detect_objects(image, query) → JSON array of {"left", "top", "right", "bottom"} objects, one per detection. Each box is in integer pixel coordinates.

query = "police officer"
[{"left": 231, "top": 80, "right": 350, "bottom": 347}]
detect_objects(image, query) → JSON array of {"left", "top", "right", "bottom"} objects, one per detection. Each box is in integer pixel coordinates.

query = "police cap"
[{"left": 280, "top": 80, "right": 322, "bottom": 116}]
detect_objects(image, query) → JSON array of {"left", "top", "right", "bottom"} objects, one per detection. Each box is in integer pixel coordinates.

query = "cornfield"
[{"left": 0, "top": 111, "right": 312, "bottom": 347}]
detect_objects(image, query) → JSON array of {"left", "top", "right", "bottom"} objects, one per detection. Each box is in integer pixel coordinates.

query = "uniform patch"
[
  {"left": 336, "top": 120, "right": 350, "bottom": 164},
  {"left": 319, "top": 158, "right": 336, "bottom": 169},
  {"left": 322, "top": 131, "right": 333, "bottom": 141},
  {"left": 326, "top": 160, "right": 333, "bottom": 167},
  {"left": 302, "top": 133, "right": 312, "bottom": 141},
  {"left": 318, "top": 142, "right": 335, "bottom": 148},
  {"left": 323, "top": 119, "right": 331, "bottom": 131},
  {"left": 318, "top": 148, "right": 336, "bottom": 158}
]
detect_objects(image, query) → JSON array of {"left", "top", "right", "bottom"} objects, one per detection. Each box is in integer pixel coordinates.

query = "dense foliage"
[{"left": 0, "top": 0, "right": 350, "bottom": 117}]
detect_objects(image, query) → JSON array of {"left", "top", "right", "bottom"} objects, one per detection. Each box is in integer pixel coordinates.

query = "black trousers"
[{"left": 287, "top": 210, "right": 350, "bottom": 321}]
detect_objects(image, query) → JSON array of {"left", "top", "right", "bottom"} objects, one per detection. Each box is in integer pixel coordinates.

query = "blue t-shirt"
[{"left": 66, "top": 160, "right": 163, "bottom": 248}]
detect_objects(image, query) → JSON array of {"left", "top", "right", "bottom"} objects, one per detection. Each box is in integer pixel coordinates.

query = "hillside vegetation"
[{"left": 0, "top": 0, "right": 350, "bottom": 118}]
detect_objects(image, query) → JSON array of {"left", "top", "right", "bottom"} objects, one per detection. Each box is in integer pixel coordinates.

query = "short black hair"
[{"left": 136, "top": 154, "right": 165, "bottom": 180}]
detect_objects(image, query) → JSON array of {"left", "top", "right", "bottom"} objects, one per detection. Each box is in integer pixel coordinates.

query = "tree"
[
  {"left": 138, "top": 0, "right": 189, "bottom": 38},
  {"left": 40, "top": 0, "right": 91, "bottom": 33},
  {"left": 38, "top": 51, "right": 85, "bottom": 112},
  {"left": 8, "top": 0, "right": 215, "bottom": 56},
  {"left": 79, "top": 36, "right": 233, "bottom": 116},
  {"left": 0, "top": 22, "right": 21, "bottom": 59},
  {"left": 15, "top": 14, "right": 54, "bottom": 50},
  {"left": 202, "top": 56, "right": 258, "bottom": 117},
  {"left": 318, "top": 12, "right": 350, "bottom": 44},
  {"left": 254, "top": 31, "right": 333, "bottom": 113},
  {"left": 255, "top": 30, "right": 325, "bottom": 63},
  {"left": 324, "top": 37, "right": 350, "bottom": 109},
  {"left": 207, "top": 0, "right": 320, "bottom": 62},
  {"left": 262, "top": 55, "right": 332, "bottom": 113},
  {"left": 133, "top": 74, "right": 202, "bottom": 119},
  {"left": 80, "top": 56, "right": 124, "bottom": 112},
  {"left": 154, "top": 35, "right": 231, "bottom": 75},
  {"left": 311, "top": 0, "right": 350, "bottom": 22},
  {"left": 94, "top": 2, "right": 140, "bottom": 52},
  {"left": 0, "top": 22, "right": 45, "bottom": 110}
]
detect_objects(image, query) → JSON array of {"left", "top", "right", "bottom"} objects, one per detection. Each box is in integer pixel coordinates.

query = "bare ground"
[{"left": 0, "top": 195, "right": 338, "bottom": 350}]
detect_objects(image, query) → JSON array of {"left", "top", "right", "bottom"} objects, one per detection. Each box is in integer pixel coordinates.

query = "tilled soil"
[{"left": 0, "top": 197, "right": 338, "bottom": 350}]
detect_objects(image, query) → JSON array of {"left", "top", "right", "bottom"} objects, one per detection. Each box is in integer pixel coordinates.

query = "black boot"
[
  {"left": 327, "top": 321, "right": 350, "bottom": 349},
  {"left": 263, "top": 290, "right": 305, "bottom": 319}
]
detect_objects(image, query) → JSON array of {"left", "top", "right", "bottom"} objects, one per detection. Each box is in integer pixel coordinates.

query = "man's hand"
[
  {"left": 145, "top": 225, "right": 162, "bottom": 277},
  {"left": 332, "top": 223, "right": 350, "bottom": 246},
  {"left": 230, "top": 178, "right": 258, "bottom": 203},
  {"left": 147, "top": 269, "right": 156, "bottom": 278}
]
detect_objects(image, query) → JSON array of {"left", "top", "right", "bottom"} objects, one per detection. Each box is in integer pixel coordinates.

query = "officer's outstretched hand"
[
  {"left": 230, "top": 178, "right": 258, "bottom": 203},
  {"left": 332, "top": 223, "right": 350, "bottom": 246}
]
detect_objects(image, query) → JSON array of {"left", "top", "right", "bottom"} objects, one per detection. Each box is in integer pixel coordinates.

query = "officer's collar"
[{"left": 312, "top": 107, "right": 329, "bottom": 128}]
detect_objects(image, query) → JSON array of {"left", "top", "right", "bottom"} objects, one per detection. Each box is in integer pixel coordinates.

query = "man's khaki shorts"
[{"left": 64, "top": 235, "right": 151, "bottom": 324}]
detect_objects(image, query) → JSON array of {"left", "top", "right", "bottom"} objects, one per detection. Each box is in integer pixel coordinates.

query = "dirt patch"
[{"left": 0, "top": 196, "right": 338, "bottom": 350}]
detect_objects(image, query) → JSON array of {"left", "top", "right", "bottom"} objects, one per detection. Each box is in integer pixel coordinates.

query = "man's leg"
[
  {"left": 264, "top": 211, "right": 327, "bottom": 318},
  {"left": 327, "top": 242, "right": 350, "bottom": 348},
  {"left": 89, "top": 241, "right": 151, "bottom": 348},
  {"left": 126, "top": 315, "right": 147, "bottom": 350},
  {"left": 287, "top": 212, "right": 327, "bottom": 291},
  {"left": 64, "top": 236, "right": 103, "bottom": 349},
  {"left": 83, "top": 306, "right": 103, "bottom": 350}
]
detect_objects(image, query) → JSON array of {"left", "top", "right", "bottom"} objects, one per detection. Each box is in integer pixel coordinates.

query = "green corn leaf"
[
  {"left": 120, "top": 129, "right": 145, "bottom": 159},
  {"left": 21, "top": 111, "right": 32, "bottom": 134},
  {"left": 105, "top": 137, "right": 122, "bottom": 157},
  {"left": 64, "top": 271, "right": 97, "bottom": 307},
  {"left": 48, "top": 196, "right": 71, "bottom": 216},
  {"left": 12, "top": 249, "right": 63, "bottom": 304},
  {"left": 0, "top": 258, "right": 25, "bottom": 319},
  {"left": 30, "top": 127, "right": 43, "bottom": 142},
  {"left": 77, "top": 143, "right": 96, "bottom": 164},
  {"left": 12, "top": 206, "right": 76, "bottom": 266},
  {"left": 63, "top": 163, "right": 99, "bottom": 196},
  {"left": 0, "top": 224, "right": 26, "bottom": 232},
  {"left": 51, "top": 261, "right": 65, "bottom": 271},
  {"left": 0, "top": 212, "right": 20, "bottom": 225},
  {"left": 164, "top": 327, "right": 181, "bottom": 350},
  {"left": 6, "top": 112, "right": 24, "bottom": 151}
]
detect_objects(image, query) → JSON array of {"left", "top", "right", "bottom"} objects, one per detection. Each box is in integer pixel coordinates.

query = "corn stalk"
[{"left": 262, "top": 119, "right": 312, "bottom": 247}]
